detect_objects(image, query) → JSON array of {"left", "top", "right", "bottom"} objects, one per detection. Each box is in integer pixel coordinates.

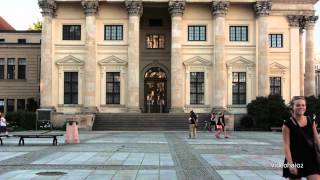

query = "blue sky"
[{"left": 0, "top": 0, "right": 319, "bottom": 50}]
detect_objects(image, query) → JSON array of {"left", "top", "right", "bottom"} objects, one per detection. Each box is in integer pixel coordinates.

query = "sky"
[{"left": 0, "top": 0, "right": 319, "bottom": 51}]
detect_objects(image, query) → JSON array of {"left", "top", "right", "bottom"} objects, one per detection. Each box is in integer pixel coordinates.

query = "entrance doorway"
[{"left": 144, "top": 67, "right": 167, "bottom": 113}]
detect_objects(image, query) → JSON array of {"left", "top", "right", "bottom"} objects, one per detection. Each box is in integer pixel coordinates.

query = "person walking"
[
  {"left": 210, "top": 112, "right": 216, "bottom": 132},
  {"left": 188, "top": 110, "right": 198, "bottom": 139},
  {"left": 0, "top": 113, "right": 7, "bottom": 134},
  {"left": 282, "top": 96, "right": 320, "bottom": 179},
  {"left": 215, "top": 112, "right": 228, "bottom": 139}
]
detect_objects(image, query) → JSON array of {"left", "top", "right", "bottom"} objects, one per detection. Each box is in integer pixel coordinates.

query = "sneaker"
[{"left": 224, "top": 136, "right": 229, "bottom": 138}]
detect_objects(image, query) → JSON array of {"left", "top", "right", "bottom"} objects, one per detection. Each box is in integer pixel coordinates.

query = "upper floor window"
[
  {"left": 63, "top": 25, "right": 81, "bottom": 40},
  {"left": 18, "top": 39, "right": 26, "bottom": 44},
  {"left": 188, "top": 26, "right": 206, "bottom": 41},
  {"left": 64, "top": 72, "right": 78, "bottom": 104},
  {"left": 230, "top": 26, "right": 248, "bottom": 41},
  {"left": 7, "top": 58, "right": 15, "bottom": 80},
  {"left": 0, "top": 58, "right": 4, "bottom": 79},
  {"left": 270, "top": 77, "right": 281, "bottom": 96},
  {"left": 269, "top": 34, "right": 283, "bottom": 48},
  {"left": 18, "top": 58, "right": 27, "bottom": 79},
  {"left": 190, "top": 72, "right": 204, "bottom": 105},
  {"left": 147, "top": 34, "right": 165, "bottom": 49},
  {"left": 104, "top": 25, "right": 123, "bottom": 40},
  {"left": 106, "top": 72, "right": 120, "bottom": 104},
  {"left": 232, "top": 72, "right": 246, "bottom": 104}
]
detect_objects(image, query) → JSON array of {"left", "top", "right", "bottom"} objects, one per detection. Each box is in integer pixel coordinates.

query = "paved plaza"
[{"left": 0, "top": 131, "right": 292, "bottom": 180}]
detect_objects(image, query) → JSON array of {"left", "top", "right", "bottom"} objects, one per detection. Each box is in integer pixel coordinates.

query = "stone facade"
[{"left": 38, "top": 0, "right": 318, "bottom": 127}]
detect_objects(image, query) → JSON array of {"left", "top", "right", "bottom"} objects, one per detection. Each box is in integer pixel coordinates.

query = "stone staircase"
[{"left": 92, "top": 113, "right": 210, "bottom": 131}]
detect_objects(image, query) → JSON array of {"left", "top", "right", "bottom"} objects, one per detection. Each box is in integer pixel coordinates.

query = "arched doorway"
[{"left": 144, "top": 67, "right": 167, "bottom": 113}]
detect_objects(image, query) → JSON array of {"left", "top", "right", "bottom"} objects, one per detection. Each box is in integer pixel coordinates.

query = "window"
[
  {"left": 7, "top": 58, "right": 15, "bottom": 80},
  {"left": 188, "top": 26, "right": 206, "bottom": 41},
  {"left": 269, "top": 34, "right": 283, "bottom": 48},
  {"left": 18, "top": 39, "right": 26, "bottom": 44},
  {"left": 0, "top": 58, "right": 4, "bottom": 79},
  {"left": 0, "top": 39, "right": 4, "bottom": 43},
  {"left": 232, "top": 72, "right": 246, "bottom": 104},
  {"left": 270, "top": 77, "right": 281, "bottom": 96},
  {"left": 63, "top": 25, "right": 81, "bottom": 40},
  {"left": 104, "top": 25, "right": 123, "bottom": 40},
  {"left": 146, "top": 34, "right": 165, "bottom": 49},
  {"left": 149, "top": 19, "right": 162, "bottom": 26},
  {"left": 316, "top": 70, "right": 320, "bottom": 96},
  {"left": 230, "top": 26, "right": 248, "bottom": 41},
  {"left": 7, "top": 99, "right": 14, "bottom": 112},
  {"left": 17, "top": 99, "right": 26, "bottom": 111},
  {"left": 18, "top": 58, "right": 26, "bottom": 79},
  {"left": 190, "top": 72, "right": 204, "bottom": 104},
  {"left": 64, "top": 72, "right": 78, "bottom": 104},
  {"left": 0, "top": 99, "right": 4, "bottom": 112},
  {"left": 106, "top": 72, "right": 120, "bottom": 104}
]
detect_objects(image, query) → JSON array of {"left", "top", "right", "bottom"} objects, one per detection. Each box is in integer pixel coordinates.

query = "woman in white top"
[{"left": 0, "top": 113, "right": 6, "bottom": 134}]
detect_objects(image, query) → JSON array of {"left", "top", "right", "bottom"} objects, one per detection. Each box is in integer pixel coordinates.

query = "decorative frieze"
[
  {"left": 38, "top": 0, "right": 56, "bottom": 17},
  {"left": 125, "top": 0, "right": 143, "bottom": 16},
  {"left": 168, "top": 0, "right": 186, "bottom": 17},
  {"left": 211, "top": 1, "right": 230, "bottom": 17},
  {"left": 254, "top": 1, "right": 272, "bottom": 17},
  {"left": 81, "top": 0, "right": 99, "bottom": 16}
]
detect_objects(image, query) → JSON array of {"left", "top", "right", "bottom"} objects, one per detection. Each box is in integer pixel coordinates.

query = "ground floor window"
[
  {"left": 0, "top": 99, "right": 4, "bottom": 112},
  {"left": 106, "top": 72, "right": 120, "bottom": 104},
  {"left": 64, "top": 72, "right": 78, "bottom": 104},
  {"left": 190, "top": 72, "right": 204, "bottom": 105},
  {"left": 232, "top": 72, "right": 246, "bottom": 105},
  {"left": 17, "top": 99, "right": 26, "bottom": 111},
  {"left": 7, "top": 99, "right": 14, "bottom": 112},
  {"left": 270, "top": 77, "right": 281, "bottom": 96}
]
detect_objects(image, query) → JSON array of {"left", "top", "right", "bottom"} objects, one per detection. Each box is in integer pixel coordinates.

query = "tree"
[{"left": 28, "top": 20, "right": 42, "bottom": 31}]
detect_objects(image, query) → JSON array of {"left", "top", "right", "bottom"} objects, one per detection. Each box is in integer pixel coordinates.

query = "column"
[
  {"left": 125, "top": 1, "right": 143, "bottom": 112},
  {"left": 211, "top": 1, "right": 229, "bottom": 111},
  {"left": 299, "top": 21, "right": 305, "bottom": 96},
  {"left": 254, "top": 1, "right": 272, "bottom": 96},
  {"left": 82, "top": 0, "right": 99, "bottom": 112},
  {"left": 304, "top": 16, "right": 318, "bottom": 96},
  {"left": 38, "top": 0, "right": 56, "bottom": 109},
  {"left": 287, "top": 15, "right": 300, "bottom": 97},
  {"left": 169, "top": 0, "right": 185, "bottom": 112}
]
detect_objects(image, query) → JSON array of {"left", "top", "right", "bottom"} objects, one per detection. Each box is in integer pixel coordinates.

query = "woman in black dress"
[{"left": 283, "top": 96, "right": 320, "bottom": 179}]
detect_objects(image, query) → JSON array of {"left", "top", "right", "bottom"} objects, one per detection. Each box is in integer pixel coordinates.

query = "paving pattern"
[{"left": 0, "top": 131, "right": 300, "bottom": 179}]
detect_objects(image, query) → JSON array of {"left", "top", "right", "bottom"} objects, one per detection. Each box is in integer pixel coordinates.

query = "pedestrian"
[
  {"left": 188, "top": 110, "right": 198, "bottom": 139},
  {"left": 215, "top": 111, "right": 229, "bottom": 139},
  {"left": 210, "top": 112, "right": 216, "bottom": 132},
  {"left": 0, "top": 113, "right": 7, "bottom": 134},
  {"left": 282, "top": 96, "right": 320, "bottom": 179}
]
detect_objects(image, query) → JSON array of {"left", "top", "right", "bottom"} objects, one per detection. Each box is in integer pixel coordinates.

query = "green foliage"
[
  {"left": 6, "top": 111, "right": 36, "bottom": 131},
  {"left": 247, "top": 95, "right": 290, "bottom": 130},
  {"left": 240, "top": 115, "right": 254, "bottom": 128},
  {"left": 28, "top": 20, "right": 42, "bottom": 31},
  {"left": 305, "top": 96, "right": 320, "bottom": 117}
]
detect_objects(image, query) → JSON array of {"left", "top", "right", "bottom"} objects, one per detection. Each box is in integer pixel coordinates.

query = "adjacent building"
[
  {"left": 0, "top": 17, "right": 41, "bottom": 113},
  {"left": 37, "top": 0, "right": 318, "bottom": 127}
]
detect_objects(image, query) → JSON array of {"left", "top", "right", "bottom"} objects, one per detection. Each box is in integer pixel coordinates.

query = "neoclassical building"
[{"left": 38, "top": 0, "right": 318, "bottom": 126}]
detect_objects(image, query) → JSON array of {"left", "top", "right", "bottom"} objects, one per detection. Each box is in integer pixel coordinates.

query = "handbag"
[{"left": 292, "top": 117, "right": 320, "bottom": 166}]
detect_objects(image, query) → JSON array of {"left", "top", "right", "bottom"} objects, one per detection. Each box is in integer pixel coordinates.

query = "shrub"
[
  {"left": 5, "top": 111, "right": 36, "bottom": 131},
  {"left": 240, "top": 115, "right": 254, "bottom": 128},
  {"left": 247, "top": 95, "right": 290, "bottom": 130},
  {"left": 26, "top": 98, "right": 39, "bottom": 112},
  {"left": 305, "top": 96, "right": 320, "bottom": 117}
]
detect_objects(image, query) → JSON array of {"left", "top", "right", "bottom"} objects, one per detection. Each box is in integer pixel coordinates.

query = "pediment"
[
  {"left": 183, "top": 56, "right": 212, "bottom": 66},
  {"left": 98, "top": 55, "right": 127, "bottom": 66},
  {"left": 226, "top": 56, "right": 255, "bottom": 67},
  {"left": 270, "top": 62, "right": 288, "bottom": 71},
  {"left": 56, "top": 55, "right": 84, "bottom": 66}
]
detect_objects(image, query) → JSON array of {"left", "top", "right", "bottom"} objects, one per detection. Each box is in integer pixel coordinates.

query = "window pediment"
[
  {"left": 98, "top": 56, "right": 127, "bottom": 66},
  {"left": 183, "top": 56, "right": 212, "bottom": 66},
  {"left": 270, "top": 62, "right": 288, "bottom": 73},
  {"left": 56, "top": 55, "right": 84, "bottom": 66},
  {"left": 226, "top": 56, "right": 255, "bottom": 67}
]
